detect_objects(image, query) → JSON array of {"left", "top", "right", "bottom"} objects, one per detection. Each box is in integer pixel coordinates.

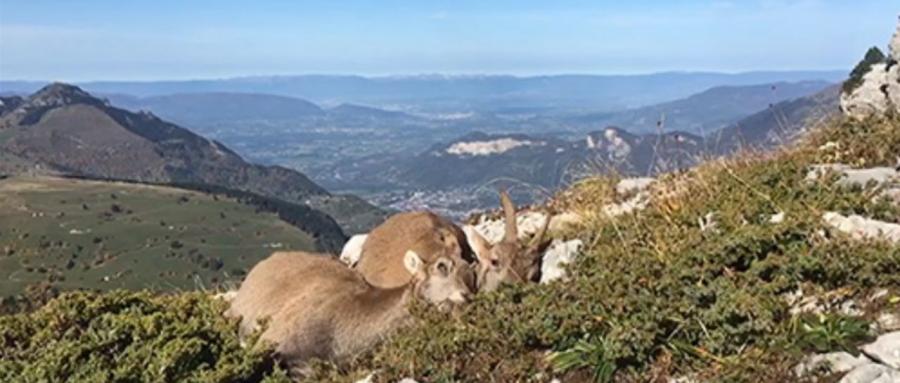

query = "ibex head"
[
  {"left": 464, "top": 190, "right": 551, "bottom": 292},
  {"left": 404, "top": 249, "right": 472, "bottom": 306}
]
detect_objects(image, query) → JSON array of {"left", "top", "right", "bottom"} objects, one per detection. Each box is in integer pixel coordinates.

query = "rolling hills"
[{"left": 0, "top": 176, "right": 330, "bottom": 300}]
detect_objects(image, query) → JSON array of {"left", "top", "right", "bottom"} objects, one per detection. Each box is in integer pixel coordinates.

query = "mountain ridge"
[
  {"left": 0, "top": 70, "right": 845, "bottom": 111},
  {"left": 0, "top": 83, "right": 387, "bottom": 234}
]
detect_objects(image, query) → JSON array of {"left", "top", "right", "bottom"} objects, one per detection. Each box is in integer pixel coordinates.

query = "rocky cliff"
[{"left": 840, "top": 17, "right": 900, "bottom": 119}]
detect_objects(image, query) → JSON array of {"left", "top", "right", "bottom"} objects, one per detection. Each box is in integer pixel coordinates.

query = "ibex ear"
[
  {"left": 462, "top": 225, "right": 491, "bottom": 263},
  {"left": 403, "top": 250, "right": 425, "bottom": 275}
]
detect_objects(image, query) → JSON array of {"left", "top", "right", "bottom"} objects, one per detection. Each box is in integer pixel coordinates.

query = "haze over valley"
[{"left": 1, "top": 73, "right": 843, "bottom": 218}]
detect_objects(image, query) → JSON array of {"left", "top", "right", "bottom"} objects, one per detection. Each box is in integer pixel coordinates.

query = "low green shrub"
[{"left": 0, "top": 290, "right": 288, "bottom": 383}]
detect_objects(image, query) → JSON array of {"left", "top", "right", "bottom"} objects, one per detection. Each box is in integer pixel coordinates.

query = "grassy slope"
[
  {"left": 317, "top": 115, "right": 900, "bottom": 382},
  {"left": 2, "top": 115, "right": 900, "bottom": 383},
  {"left": 0, "top": 176, "right": 317, "bottom": 299}
]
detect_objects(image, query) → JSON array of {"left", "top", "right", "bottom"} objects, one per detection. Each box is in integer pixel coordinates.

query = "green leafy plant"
[
  {"left": 547, "top": 337, "right": 617, "bottom": 383},
  {"left": 793, "top": 313, "right": 871, "bottom": 353}
]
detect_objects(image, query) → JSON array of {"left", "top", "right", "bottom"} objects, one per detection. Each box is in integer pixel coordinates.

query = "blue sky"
[{"left": 0, "top": 0, "right": 896, "bottom": 81}]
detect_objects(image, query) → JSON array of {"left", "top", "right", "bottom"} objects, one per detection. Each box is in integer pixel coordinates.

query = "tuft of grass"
[{"left": 807, "top": 114, "right": 900, "bottom": 167}]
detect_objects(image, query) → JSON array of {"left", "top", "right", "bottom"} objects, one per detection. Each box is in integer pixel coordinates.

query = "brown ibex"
[
  {"left": 356, "top": 211, "right": 474, "bottom": 289},
  {"left": 226, "top": 249, "right": 471, "bottom": 376},
  {"left": 464, "top": 190, "right": 551, "bottom": 291},
  {"left": 355, "top": 190, "right": 550, "bottom": 293}
]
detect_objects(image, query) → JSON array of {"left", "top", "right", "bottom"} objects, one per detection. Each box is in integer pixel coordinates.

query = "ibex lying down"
[
  {"left": 226, "top": 250, "right": 470, "bottom": 375},
  {"left": 355, "top": 190, "right": 550, "bottom": 292},
  {"left": 356, "top": 211, "right": 473, "bottom": 289}
]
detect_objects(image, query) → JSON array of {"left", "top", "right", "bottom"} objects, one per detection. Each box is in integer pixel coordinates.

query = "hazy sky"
[{"left": 0, "top": 0, "right": 897, "bottom": 81}]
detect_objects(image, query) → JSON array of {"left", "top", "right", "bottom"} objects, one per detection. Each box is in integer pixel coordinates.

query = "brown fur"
[
  {"left": 356, "top": 211, "right": 473, "bottom": 288},
  {"left": 226, "top": 250, "right": 470, "bottom": 375}
]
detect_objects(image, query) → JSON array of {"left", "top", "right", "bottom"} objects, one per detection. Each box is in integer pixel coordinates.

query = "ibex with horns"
[
  {"left": 463, "top": 190, "right": 551, "bottom": 291},
  {"left": 354, "top": 190, "right": 550, "bottom": 292}
]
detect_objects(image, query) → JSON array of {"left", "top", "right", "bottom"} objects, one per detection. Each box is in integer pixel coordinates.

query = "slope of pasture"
[{"left": 0, "top": 176, "right": 317, "bottom": 297}]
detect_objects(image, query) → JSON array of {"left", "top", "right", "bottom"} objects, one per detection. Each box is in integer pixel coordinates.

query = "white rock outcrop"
[
  {"left": 446, "top": 138, "right": 541, "bottom": 156},
  {"left": 807, "top": 164, "right": 900, "bottom": 187},
  {"left": 616, "top": 177, "right": 655, "bottom": 195},
  {"left": 862, "top": 332, "right": 900, "bottom": 369},
  {"left": 539, "top": 239, "right": 584, "bottom": 284},
  {"left": 839, "top": 363, "right": 900, "bottom": 383},
  {"left": 339, "top": 234, "right": 368, "bottom": 266},
  {"left": 840, "top": 18, "right": 900, "bottom": 119},
  {"left": 470, "top": 211, "right": 551, "bottom": 244},
  {"left": 471, "top": 209, "right": 585, "bottom": 244},
  {"left": 794, "top": 351, "right": 872, "bottom": 377},
  {"left": 823, "top": 212, "right": 900, "bottom": 244}
]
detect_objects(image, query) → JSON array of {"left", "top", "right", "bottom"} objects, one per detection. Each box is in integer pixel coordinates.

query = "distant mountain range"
[
  {"left": 0, "top": 77, "right": 842, "bottom": 220},
  {"left": 572, "top": 81, "right": 833, "bottom": 135},
  {"left": 106, "top": 92, "right": 326, "bottom": 125},
  {"left": 0, "top": 83, "right": 387, "bottom": 234},
  {"left": 333, "top": 127, "right": 705, "bottom": 191},
  {"left": 0, "top": 71, "right": 845, "bottom": 112},
  {"left": 710, "top": 85, "right": 840, "bottom": 152},
  {"left": 329, "top": 84, "right": 841, "bottom": 217}
]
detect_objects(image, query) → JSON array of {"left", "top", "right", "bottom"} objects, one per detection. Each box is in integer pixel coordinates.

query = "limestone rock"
[
  {"left": 539, "top": 239, "right": 584, "bottom": 284},
  {"left": 823, "top": 212, "right": 900, "bottom": 244},
  {"left": 616, "top": 177, "right": 655, "bottom": 195},
  {"left": 862, "top": 331, "right": 900, "bottom": 369},
  {"left": 841, "top": 18, "right": 900, "bottom": 120},
  {"left": 892, "top": 16, "right": 900, "bottom": 62},
  {"left": 806, "top": 164, "right": 900, "bottom": 188},
  {"left": 794, "top": 351, "right": 872, "bottom": 377},
  {"left": 841, "top": 62, "right": 899, "bottom": 119},
  {"left": 471, "top": 210, "right": 583, "bottom": 244},
  {"left": 339, "top": 234, "right": 368, "bottom": 266},
  {"left": 471, "top": 210, "right": 551, "bottom": 244},
  {"left": 838, "top": 363, "right": 900, "bottom": 383}
]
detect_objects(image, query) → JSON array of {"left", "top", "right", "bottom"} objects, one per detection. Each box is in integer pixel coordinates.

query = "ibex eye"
[
  {"left": 490, "top": 258, "right": 500, "bottom": 267},
  {"left": 436, "top": 262, "right": 449, "bottom": 275}
]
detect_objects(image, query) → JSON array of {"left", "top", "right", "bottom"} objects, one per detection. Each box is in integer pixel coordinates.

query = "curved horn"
[
  {"left": 500, "top": 189, "right": 518, "bottom": 243},
  {"left": 528, "top": 211, "right": 552, "bottom": 252}
]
